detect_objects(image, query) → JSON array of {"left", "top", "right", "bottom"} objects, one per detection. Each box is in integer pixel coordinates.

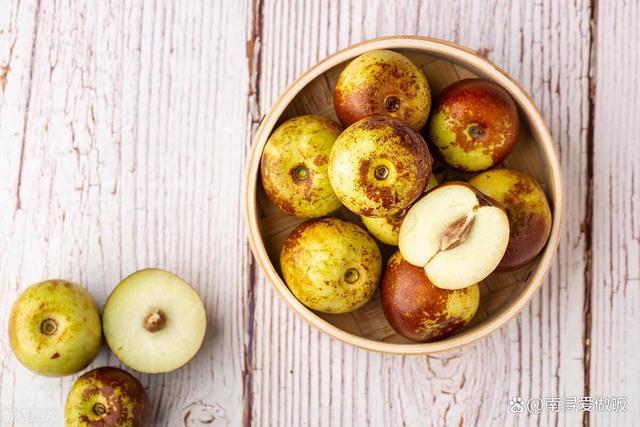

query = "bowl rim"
[{"left": 244, "top": 35, "right": 564, "bottom": 354}]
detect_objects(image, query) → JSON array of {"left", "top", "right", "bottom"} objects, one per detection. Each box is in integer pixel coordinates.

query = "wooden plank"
[
  {"left": 0, "top": 1, "right": 252, "bottom": 425},
  {"left": 589, "top": 0, "right": 640, "bottom": 424},
  {"left": 251, "top": 1, "right": 592, "bottom": 425},
  {"left": 8, "top": 0, "right": 635, "bottom": 425}
]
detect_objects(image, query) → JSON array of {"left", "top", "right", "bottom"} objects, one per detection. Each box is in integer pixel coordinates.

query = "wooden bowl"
[{"left": 245, "top": 36, "right": 563, "bottom": 354}]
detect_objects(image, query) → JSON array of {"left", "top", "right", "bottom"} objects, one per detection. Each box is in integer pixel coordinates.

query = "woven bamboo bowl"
[{"left": 245, "top": 36, "right": 563, "bottom": 354}]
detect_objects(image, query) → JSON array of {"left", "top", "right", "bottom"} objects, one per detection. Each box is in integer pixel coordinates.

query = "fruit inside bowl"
[{"left": 247, "top": 37, "right": 562, "bottom": 353}]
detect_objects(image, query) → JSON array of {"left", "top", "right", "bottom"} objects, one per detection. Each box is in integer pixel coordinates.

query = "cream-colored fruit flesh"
[
  {"left": 425, "top": 205, "right": 509, "bottom": 289},
  {"left": 399, "top": 185, "right": 478, "bottom": 266},
  {"left": 103, "top": 269, "right": 207, "bottom": 374},
  {"left": 399, "top": 184, "right": 510, "bottom": 290},
  {"left": 360, "top": 175, "right": 439, "bottom": 246}
]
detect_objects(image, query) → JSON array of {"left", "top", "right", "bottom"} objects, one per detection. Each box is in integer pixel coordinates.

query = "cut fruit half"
[
  {"left": 399, "top": 182, "right": 510, "bottom": 289},
  {"left": 103, "top": 269, "right": 207, "bottom": 374}
]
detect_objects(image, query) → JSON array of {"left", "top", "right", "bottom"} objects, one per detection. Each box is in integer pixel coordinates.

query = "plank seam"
[
  {"left": 244, "top": 0, "right": 264, "bottom": 425},
  {"left": 14, "top": 0, "right": 42, "bottom": 212},
  {"left": 583, "top": 0, "right": 599, "bottom": 425}
]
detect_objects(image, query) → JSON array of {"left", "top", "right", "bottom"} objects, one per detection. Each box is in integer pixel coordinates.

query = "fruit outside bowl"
[{"left": 244, "top": 36, "right": 563, "bottom": 354}]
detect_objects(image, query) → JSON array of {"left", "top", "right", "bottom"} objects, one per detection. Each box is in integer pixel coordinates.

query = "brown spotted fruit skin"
[
  {"left": 381, "top": 252, "right": 480, "bottom": 342},
  {"left": 360, "top": 174, "right": 439, "bottom": 246},
  {"left": 65, "top": 367, "right": 150, "bottom": 427},
  {"left": 280, "top": 217, "right": 382, "bottom": 314},
  {"left": 8, "top": 280, "right": 102, "bottom": 377},
  {"left": 429, "top": 79, "right": 519, "bottom": 172},
  {"left": 334, "top": 50, "right": 431, "bottom": 132},
  {"left": 260, "top": 115, "right": 343, "bottom": 217},
  {"left": 469, "top": 168, "right": 552, "bottom": 271},
  {"left": 328, "top": 116, "right": 433, "bottom": 217}
]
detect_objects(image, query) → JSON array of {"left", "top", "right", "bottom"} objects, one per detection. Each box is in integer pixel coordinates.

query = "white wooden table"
[{"left": 1, "top": 1, "right": 638, "bottom": 426}]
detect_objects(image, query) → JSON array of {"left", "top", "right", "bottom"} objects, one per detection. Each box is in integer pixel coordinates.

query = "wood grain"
[
  {"left": 589, "top": 0, "right": 640, "bottom": 424},
  {"left": 0, "top": 0, "right": 636, "bottom": 426},
  {"left": 250, "top": 1, "right": 593, "bottom": 426},
  {"left": 1, "top": 0, "right": 252, "bottom": 425}
]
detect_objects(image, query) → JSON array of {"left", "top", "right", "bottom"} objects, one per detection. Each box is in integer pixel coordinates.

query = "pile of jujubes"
[
  {"left": 261, "top": 50, "right": 552, "bottom": 342},
  {"left": 9, "top": 269, "right": 207, "bottom": 426}
]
